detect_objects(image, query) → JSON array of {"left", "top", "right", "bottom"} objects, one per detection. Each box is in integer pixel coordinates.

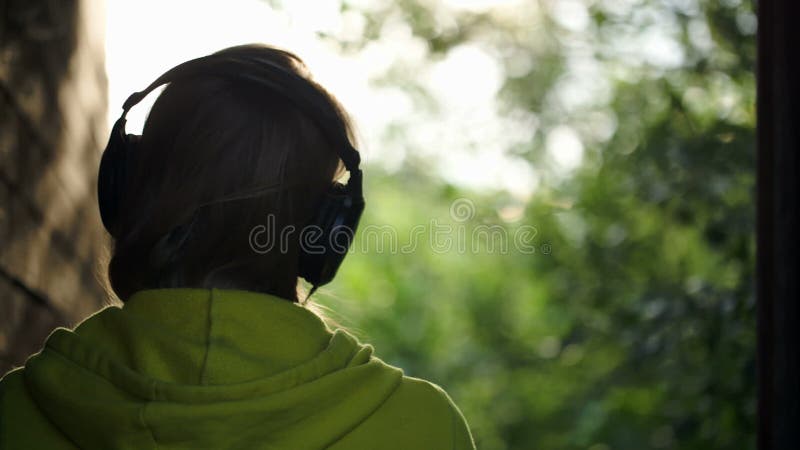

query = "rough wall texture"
[{"left": 0, "top": 0, "right": 108, "bottom": 375}]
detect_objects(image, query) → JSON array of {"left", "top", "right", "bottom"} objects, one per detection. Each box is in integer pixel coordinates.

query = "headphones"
[{"left": 98, "top": 51, "right": 365, "bottom": 293}]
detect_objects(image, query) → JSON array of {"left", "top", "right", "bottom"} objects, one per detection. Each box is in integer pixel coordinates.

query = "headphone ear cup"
[
  {"left": 298, "top": 184, "right": 364, "bottom": 287},
  {"left": 98, "top": 118, "right": 138, "bottom": 236}
]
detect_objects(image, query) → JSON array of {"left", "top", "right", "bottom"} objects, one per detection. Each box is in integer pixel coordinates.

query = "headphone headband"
[{"left": 117, "top": 54, "right": 361, "bottom": 173}]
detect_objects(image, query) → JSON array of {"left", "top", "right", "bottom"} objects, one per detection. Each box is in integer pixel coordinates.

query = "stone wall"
[{"left": 0, "top": 0, "right": 108, "bottom": 375}]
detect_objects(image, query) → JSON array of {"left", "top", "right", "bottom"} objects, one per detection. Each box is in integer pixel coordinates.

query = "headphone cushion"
[
  {"left": 98, "top": 118, "right": 138, "bottom": 236},
  {"left": 298, "top": 185, "right": 364, "bottom": 286}
]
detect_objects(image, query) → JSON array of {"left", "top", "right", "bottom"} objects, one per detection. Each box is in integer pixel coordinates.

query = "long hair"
[{"left": 105, "top": 44, "right": 356, "bottom": 303}]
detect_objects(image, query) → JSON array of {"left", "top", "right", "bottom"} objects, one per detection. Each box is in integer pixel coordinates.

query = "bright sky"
[{"left": 105, "top": 0, "right": 555, "bottom": 200}]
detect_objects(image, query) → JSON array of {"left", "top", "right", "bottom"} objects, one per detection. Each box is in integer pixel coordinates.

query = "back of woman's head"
[{"left": 107, "top": 44, "right": 356, "bottom": 302}]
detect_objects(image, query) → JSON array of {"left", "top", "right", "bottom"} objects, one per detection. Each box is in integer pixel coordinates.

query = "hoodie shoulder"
[
  {"left": 0, "top": 368, "right": 79, "bottom": 449},
  {"left": 412, "top": 377, "right": 476, "bottom": 450},
  {"left": 328, "top": 375, "right": 476, "bottom": 450}
]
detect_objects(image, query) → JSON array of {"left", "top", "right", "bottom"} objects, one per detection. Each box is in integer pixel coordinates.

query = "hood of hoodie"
[{"left": 21, "top": 288, "right": 403, "bottom": 449}]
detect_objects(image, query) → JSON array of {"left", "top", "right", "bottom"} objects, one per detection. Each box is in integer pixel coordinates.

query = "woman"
[{"left": 0, "top": 44, "right": 476, "bottom": 450}]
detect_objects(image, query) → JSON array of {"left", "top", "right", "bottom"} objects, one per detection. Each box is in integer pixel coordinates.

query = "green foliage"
[{"left": 314, "top": 0, "right": 756, "bottom": 448}]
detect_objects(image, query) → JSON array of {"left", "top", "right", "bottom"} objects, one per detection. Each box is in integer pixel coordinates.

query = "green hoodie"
[{"left": 0, "top": 288, "right": 475, "bottom": 449}]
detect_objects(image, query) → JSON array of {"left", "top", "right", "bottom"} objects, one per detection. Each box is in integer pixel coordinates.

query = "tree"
[{"left": 310, "top": 0, "right": 756, "bottom": 448}]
